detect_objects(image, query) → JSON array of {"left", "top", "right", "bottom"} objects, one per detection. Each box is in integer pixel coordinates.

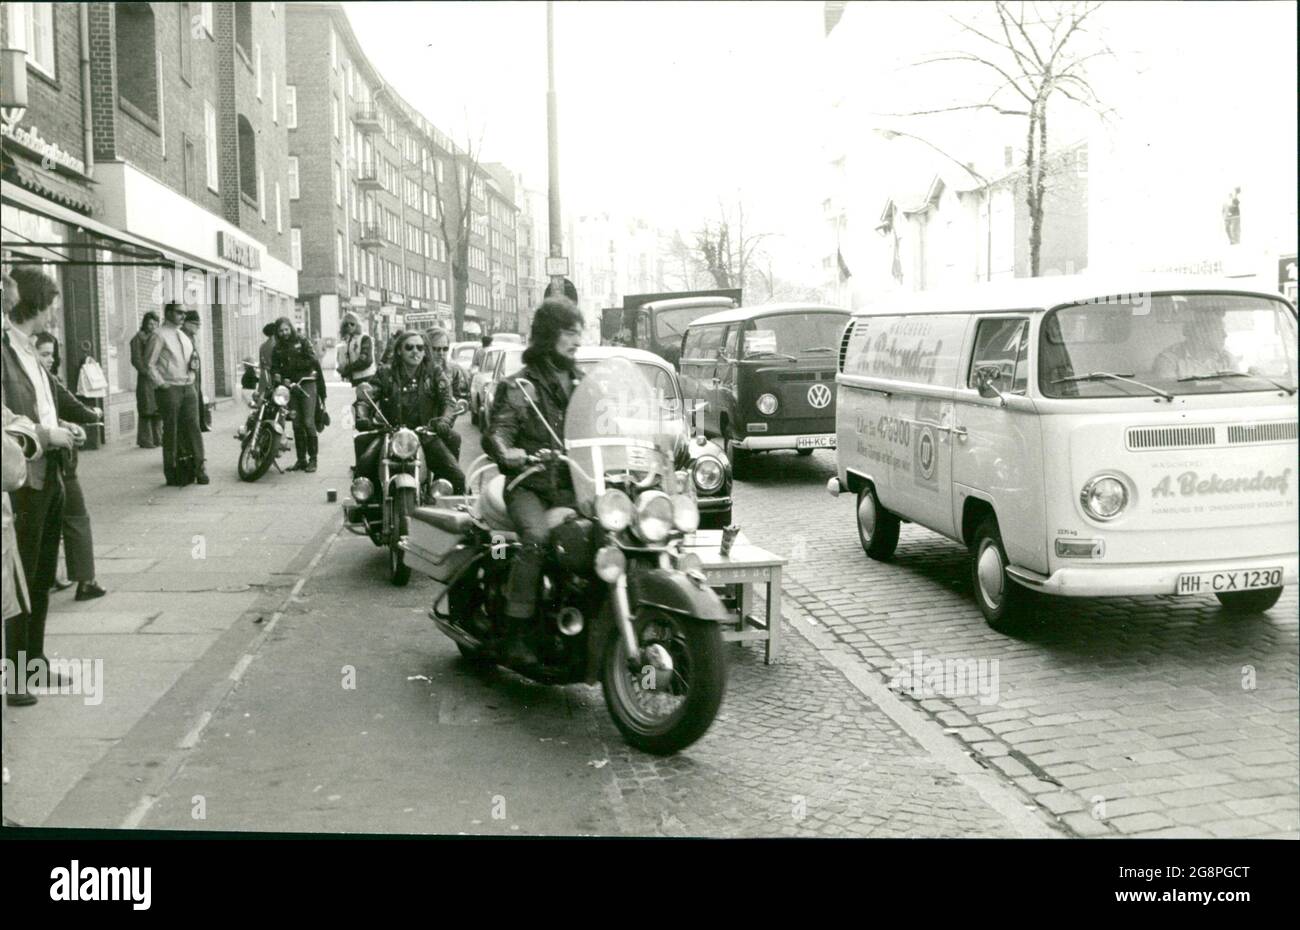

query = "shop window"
[
  {"left": 237, "top": 115, "right": 257, "bottom": 202},
  {"left": 116, "top": 4, "right": 159, "bottom": 123}
]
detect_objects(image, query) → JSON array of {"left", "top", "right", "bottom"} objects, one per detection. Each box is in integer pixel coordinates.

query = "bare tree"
[
  {"left": 694, "top": 200, "right": 770, "bottom": 293},
  {"left": 897, "top": 1, "right": 1113, "bottom": 276},
  {"left": 662, "top": 230, "right": 707, "bottom": 291},
  {"left": 432, "top": 130, "right": 486, "bottom": 341}
]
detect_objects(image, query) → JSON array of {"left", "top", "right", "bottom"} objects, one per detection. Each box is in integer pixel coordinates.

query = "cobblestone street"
[{"left": 720, "top": 450, "right": 1300, "bottom": 839}]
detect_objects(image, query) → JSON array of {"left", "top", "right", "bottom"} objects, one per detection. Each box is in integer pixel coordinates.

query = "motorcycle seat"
[
  {"left": 477, "top": 474, "right": 576, "bottom": 537},
  {"left": 410, "top": 507, "right": 474, "bottom": 535}
]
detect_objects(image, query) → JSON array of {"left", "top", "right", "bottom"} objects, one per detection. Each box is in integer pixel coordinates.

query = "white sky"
[{"left": 344, "top": 1, "right": 829, "bottom": 271}]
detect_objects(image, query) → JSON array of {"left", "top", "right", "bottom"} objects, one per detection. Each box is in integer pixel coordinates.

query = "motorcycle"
[
  {"left": 343, "top": 385, "right": 467, "bottom": 586},
  {"left": 234, "top": 378, "right": 304, "bottom": 481},
  {"left": 402, "top": 356, "right": 729, "bottom": 755}
]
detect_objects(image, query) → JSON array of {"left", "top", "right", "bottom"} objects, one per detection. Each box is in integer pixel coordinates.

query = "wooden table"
[{"left": 681, "top": 530, "right": 786, "bottom": 664}]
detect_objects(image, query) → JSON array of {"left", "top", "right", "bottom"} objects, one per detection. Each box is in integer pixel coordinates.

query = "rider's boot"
[
  {"left": 304, "top": 434, "right": 318, "bottom": 473},
  {"left": 501, "top": 544, "right": 544, "bottom": 667}
]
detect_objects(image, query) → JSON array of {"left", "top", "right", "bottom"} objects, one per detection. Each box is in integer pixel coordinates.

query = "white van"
[{"left": 827, "top": 275, "right": 1298, "bottom": 631}]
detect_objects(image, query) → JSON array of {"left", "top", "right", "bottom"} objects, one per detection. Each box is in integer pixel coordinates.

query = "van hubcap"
[
  {"left": 977, "top": 543, "right": 1005, "bottom": 607},
  {"left": 857, "top": 494, "right": 877, "bottom": 540}
]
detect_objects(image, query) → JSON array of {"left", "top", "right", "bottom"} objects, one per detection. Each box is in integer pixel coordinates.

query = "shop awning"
[{"left": 1, "top": 179, "right": 179, "bottom": 267}]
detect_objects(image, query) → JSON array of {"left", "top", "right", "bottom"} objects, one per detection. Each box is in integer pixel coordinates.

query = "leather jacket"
[
  {"left": 370, "top": 361, "right": 453, "bottom": 432},
  {"left": 482, "top": 357, "right": 582, "bottom": 499},
  {"left": 271, "top": 335, "right": 319, "bottom": 384}
]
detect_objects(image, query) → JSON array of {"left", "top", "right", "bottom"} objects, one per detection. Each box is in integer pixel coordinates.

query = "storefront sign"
[
  {"left": 384, "top": 290, "right": 406, "bottom": 306},
  {"left": 0, "top": 119, "right": 86, "bottom": 175},
  {"left": 217, "top": 231, "right": 262, "bottom": 270},
  {"left": 403, "top": 312, "right": 436, "bottom": 326}
]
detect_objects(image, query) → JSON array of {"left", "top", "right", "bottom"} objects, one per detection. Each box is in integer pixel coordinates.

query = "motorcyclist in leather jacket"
[
  {"left": 368, "top": 330, "right": 465, "bottom": 494},
  {"left": 482, "top": 297, "right": 584, "bottom": 663},
  {"left": 270, "top": 317, "right": 323, "bottom": 473}
]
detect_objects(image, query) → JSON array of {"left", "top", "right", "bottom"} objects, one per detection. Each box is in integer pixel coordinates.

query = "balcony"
[
  {"left": 355, "top": 162, "right": 383, "bottom": 191},
  {"left": 354, "top": 106, "right": 383, "bottom": 133},
  {"left": 358, "top": 224, "right": 384, "bottom": 250}
]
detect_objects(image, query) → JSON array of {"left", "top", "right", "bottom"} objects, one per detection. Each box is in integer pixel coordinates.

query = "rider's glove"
[{"left": 431, "top": 416, "right": 453, "bottom": 437}]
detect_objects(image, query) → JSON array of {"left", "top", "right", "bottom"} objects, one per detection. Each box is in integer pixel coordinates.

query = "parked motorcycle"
[
  {"left": 402, "top": 356, "right": 729, "bottom": 755},
  {"left": 343, "top": 386, "right": 467, "bottom": 586},
  {"left": 235, "top": 380, "right": 299, "bottom": 481}
]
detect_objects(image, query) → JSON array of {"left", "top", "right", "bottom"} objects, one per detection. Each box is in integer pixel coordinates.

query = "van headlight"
[
  {"left": 671, "top": 494, "right": 700, "bottom": 532},
  {"left": 692, "top": 456, "right": 725, "bottom": 492},
  {"left": 634, "top": 491, "right": 673, "bottom": 543},
  {"left": 272, "top": 385, "right": 291, "bottom": 406},
  {"left": 595, "top": 489, "right": 635, "bottom": 532},
  {"left": 1081, "top": 475, "right": 1128, "bottom": 521},
  {"left": 391, "top": 428, "right": 420, "bottom": 459},
  {"left": 757, "top": 393, "right": 779, "bottom": 415}
]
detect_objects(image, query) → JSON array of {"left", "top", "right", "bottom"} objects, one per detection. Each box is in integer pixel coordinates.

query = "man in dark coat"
[
  {"left": 368, "top": 331, "right": 464, "bottom": 493},
  {"left": 270, "top": 316, "right": 323, "bottom": 472},
  {"left": 130, "top": 311, "right": 163, "bottom": 447}
]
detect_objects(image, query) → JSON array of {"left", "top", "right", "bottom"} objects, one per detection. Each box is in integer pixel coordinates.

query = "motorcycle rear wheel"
[
  {"left": 237, "top": 424, "right": 276, "bottom": 482},
  {"left": 601, "top": 606, "right": 725, "bottom": 756},
  {"left": 388, "top": 487, "right": 416, "bottom": 586}
]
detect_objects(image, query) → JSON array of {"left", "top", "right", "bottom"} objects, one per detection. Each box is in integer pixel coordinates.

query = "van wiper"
[
  {"left": 1177, "top": 370, "right": 1297, "bottom": 395},
  {"left": 745, "top": 351, "right": 797, "bottom": 362},
  {"left": 802, "top": 346, "right": 837, "bottom": 353},
  {"left": 1053, "top": 371, "right": 1174, "bottom": 402}
]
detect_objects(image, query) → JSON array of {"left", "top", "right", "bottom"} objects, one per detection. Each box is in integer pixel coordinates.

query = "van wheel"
[
  {"left": 970, "top": 517, "right": 1035, "bottom": 632},
  {"left": 796, "top": 448, "right": 815, "bottom": 457},
  {"left": 856, "top": 485, "right": 899, "bottom": 561},
  {"left": 1216, "top": 587, "right": 1283, "bottom": 614}
]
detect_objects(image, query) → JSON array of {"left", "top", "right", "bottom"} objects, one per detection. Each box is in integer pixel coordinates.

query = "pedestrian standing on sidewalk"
[
  {"left": 130, "top": 311, "right": 163, "bottom": 448},
  {"left": 3, "top": 401, "right": 41, "bottom": 711},
  {"left": 181, "top": 311, "right": 212, "bottom": 433},
  {"left": 271, "top": 316, "right": 321, "bottom": 473},
  {"left": 257, "top": 321, "right": 277, "bottom": 397},
  {"left": 337, "top": 312, "right": 376, "bottom": 390},
  {"left": 146, "top": 302, "right": 208, "bottom": 486},
  {"left": 1, "top": 268, "right": 90, "bottom": 692},
  {"left": 34, "top": 333, "right": 106, "bottom": 603}
]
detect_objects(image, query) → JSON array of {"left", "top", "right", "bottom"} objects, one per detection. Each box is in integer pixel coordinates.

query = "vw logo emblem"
[{"left": 807, "top": 383, "right": 832, "bottom": 409}]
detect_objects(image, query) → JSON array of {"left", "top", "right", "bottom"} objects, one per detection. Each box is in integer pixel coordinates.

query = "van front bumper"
[
  {"left": 1008, "top": 554, "right": 1299, "bottom": 598},
  {"left": 736, "top": 432, "right": 837, "bottom": 451}
]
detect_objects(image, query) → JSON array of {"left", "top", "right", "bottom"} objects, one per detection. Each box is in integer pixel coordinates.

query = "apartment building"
[
  {"left": 481, "top": 163, "right": 520, "bottom": 335},
  {"left": 2, "top": 2, "right": 296, "bottom": 443}
]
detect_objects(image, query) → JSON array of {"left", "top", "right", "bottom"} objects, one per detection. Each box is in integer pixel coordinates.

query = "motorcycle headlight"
[
  {"left": 1080, "top": 474, "right": 1128, "bottom": 521},
  {"left": 594, "top": 546, "right": 627, "bottom": 582},
  {"left": 671, "top": 494, "right": 700, "bottom": 533},
  {"left": 351, "top": 477, "right": 374, "bottom": 502},
  {"left": 692, "top": 456, "right": 725, "bottom": 493},
  {"left": 272, "top": 385, "right": 290, "bottom": 406},
  {"left": 757, "top": 393, "right": 779, "bottom": 415},
  {"left": 391, "top": 428, "right": 420, "bottom": 459},
  {"left": 595, "top": 489, "right": 635, "bottom": 532},
  {"left": 634, "top": 491, "right": 673, "bottom": 544}
]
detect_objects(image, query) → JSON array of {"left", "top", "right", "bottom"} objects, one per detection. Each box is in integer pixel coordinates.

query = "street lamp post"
[
  {"left": 546, "top": 1, "right": 564, "bottom": 294},
  {"left": 876, "top": 128, "right": 993, "bottom": 282}
]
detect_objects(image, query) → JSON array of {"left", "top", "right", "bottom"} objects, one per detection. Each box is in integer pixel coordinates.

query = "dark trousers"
[
  {"left": 291, "top": 381, "right": 319, "bottom": 464},
  {"left": 61, "top": 475, "right": 95, "bottom": 582},
  {"left": 8, "top": 471, "right": 65, "bottom": 666},
  {"left": 503, "top": 486, "right": 574, "bottom": 619},
  {"left": 137, "top": 415, "right": 163, "bottom": 448},
  {"left": 157, "top": 384, "right": 204, "bottom": 479},
  {"left": 420, "top": 434, "right": 465, "bottom": 494}
]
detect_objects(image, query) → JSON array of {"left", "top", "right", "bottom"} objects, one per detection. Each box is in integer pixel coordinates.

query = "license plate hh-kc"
[
  {"left": 1176, "top": 567, "right": 1283, "bottom": 596},
  {"left": 796, "top": 436, "right": 836, "bottom": 450}
]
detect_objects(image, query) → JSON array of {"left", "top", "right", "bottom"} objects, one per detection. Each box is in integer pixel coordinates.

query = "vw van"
[
  {"left": 827, "top": 275, "right": 1298, "bottom": 631},
  {"left": 681, "top": 304, "right": 850, "bottom": 477}
]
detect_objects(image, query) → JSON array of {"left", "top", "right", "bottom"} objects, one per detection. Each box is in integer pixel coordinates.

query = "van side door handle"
[{"left": 951, "top": 425, "right": 969, "bottom": 442}]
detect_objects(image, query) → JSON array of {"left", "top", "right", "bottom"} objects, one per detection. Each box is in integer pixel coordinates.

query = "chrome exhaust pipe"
[{"left": 556, "top": 606, "right": 584, "bottom": 636}]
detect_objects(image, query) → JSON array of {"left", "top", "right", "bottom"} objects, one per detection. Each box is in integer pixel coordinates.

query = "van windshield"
[
  {"left": 654, "top": 305, "right": 728, "bottom": 345},
  {"left": 1039, "top": 294, "right": 1298, "bottom": 398},
  {"left": 743, "top": 313, "right": 847, "bottom": 359}
]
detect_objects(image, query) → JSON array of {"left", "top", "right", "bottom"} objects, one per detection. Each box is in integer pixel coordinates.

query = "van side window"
[
  {"left": 722, "top": 326, "right": 739, "bottom": 360},
  {"left": 682, "top": 328, "right": 703, "bottom": 360},
  {"left": 969, "top": 318, "right": 1030, "bottom": 394},
  {"left": 697, "top": 325, "right": 724, "bottom": 359}
]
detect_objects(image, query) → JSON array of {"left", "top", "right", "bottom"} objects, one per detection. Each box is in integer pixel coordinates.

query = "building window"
[
  {"left": 336, "top": 232, "right": 345, "bottom": 276},
  {"left": 291, "top": 229, "right": 302, "bottom": 271},
  {"left": 200, "top": 2, "right": 213, "bottom": 35},
  {"left": 329, "top": 27, "right": 338, "bottom": 71},
  {"left": 255, "top": 43, "right": 262, "bottom": 98},
  {"left": 116, "top": 4, "right": 159, "bottom": 122},
  {"left": 237, "top": 115, "right": 257, "bottom": 201},
  {"left": 178, "top": 2, "right": 193, "bottom": 84},
  {"left": 271, "top": 72, "right": 278, "bottom": 123},
  {"left": 204, "top": 101, "right": 219, "bottom": 191},
  {"left": 334, "top": 163, "right": 342, "bottom": 207},
  {"left": 234, "top": 2, "right": 252, "bottom": 59},
  {"left": 332, "top": 94, "right": 340, "bottom": 139},
  {"left": 275, "top": 182, "right": 282, "bottom": 233},
  {"left": 287, "top": 156, "right": 299, "bottom": 200},
  {"left": 282, "top": 85, "right": 296, "bottom": 129},
  {"left": 182, "top": 134, "right": 197, "bottom": 199},
  {"left": 258, "top": 168, "right": 266, "bottom": 220}
]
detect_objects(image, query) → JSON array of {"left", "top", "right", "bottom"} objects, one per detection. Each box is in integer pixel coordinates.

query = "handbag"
[
  {"left": 315, "top": 398, "right": 330, "bottom": 432},
  {"left": 76, "top": 356, "right": 109, "bottom": 398}
]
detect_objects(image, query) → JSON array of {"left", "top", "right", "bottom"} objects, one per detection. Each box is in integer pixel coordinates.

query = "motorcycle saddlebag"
[{"left": 405, "top": 507, "right": 477, "bottom": 583}]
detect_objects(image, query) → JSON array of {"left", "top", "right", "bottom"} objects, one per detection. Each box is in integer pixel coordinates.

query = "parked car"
[
  {"left": 680, "top": 303, "right": 850, "bottom": 478},
  {"left": 470, "top": 346, "right": 507, "bottom": 426},
  {"left": 490, "top": 333, "right": 523, "bottom": 344},
  {"left": 828, "top": 273, "right": 1299, "bottom": 631},
  {"left": 450, "top": 340, "right": 479, "bottom": 378},
  {"left": 477, "top": 345, "right": 525, "bottom": 432},
  {"left": 575, "top": 346, "right": 732, "bottom": 528}
]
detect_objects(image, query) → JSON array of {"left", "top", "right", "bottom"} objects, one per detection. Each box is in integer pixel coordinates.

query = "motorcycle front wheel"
[
  {"left": 237, "top": 423, "right": 276, "bottom": 482},
  {"left": 601, "top": 606, "right": 725, "bottom": 756},
  {"left": 388, "top": 486, "right": 416, "bottom": 586}
]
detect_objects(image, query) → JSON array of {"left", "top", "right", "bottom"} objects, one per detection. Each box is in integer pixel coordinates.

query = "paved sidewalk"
[{"left": 3, "top": 385, "right": 353, "bottom": 826}]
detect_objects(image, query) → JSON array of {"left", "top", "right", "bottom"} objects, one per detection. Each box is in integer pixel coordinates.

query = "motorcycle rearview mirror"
[
  {"left": 514, "top": 377, "right": 538, "bottom": 404},
  {"left": 455, "top": 399, "right": 469, "bottom": 416}
]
